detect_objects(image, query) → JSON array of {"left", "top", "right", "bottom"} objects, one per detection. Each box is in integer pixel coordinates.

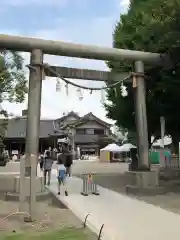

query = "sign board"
[
  {"left": 45, "top": 66, "right": 129, "bottom": 82},
  {"left": 88, "top": 174, "right": 93, "bottom": 183},
  {"left": 57, "top": 138, "right": 68, "bottom": 143},
  {"left": 12, "top": 150, "right": 18, "bottom": 155},
  {"left": 22, "top": 109, "right": 28, "bottom": 116}
]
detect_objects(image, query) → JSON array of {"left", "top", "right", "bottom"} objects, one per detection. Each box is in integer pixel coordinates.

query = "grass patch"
[{"left": 0, "top": 227, "right": 90, "bottom": 240}]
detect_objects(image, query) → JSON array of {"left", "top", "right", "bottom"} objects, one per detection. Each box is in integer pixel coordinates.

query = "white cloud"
[
  {"left": 120, "top": 0, "right": 130, "bottom": 6},
  {"left": 118, "top": 0, "right": 130, "bottom": 13}
]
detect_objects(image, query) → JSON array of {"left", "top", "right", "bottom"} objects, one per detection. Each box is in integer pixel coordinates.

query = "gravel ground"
[{"left": 0, "top": 199, "right": 96, "bottom": 239}]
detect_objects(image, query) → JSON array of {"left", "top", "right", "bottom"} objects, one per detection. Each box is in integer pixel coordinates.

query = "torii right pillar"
[
  {"left": 126, "top": 60, "right": 163, "bottom": 195},
  {"left": 134, "top": 60, "right": 149, "bottom": 170}
]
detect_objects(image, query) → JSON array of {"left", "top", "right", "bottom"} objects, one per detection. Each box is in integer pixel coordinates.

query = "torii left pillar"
[{"left": 24, "top": 49, "right": 43, "bottom": 221}]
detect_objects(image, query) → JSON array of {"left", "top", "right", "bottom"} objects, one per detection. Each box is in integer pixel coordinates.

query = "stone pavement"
[{"left": 47, "top": 171, "right": 180, "bottom": 240}]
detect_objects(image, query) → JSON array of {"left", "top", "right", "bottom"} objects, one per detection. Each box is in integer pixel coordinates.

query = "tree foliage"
[
  {"left": 105, "top": 0, "right": 180, "bottom": 149},
  {"left": 0, "top": 51, "right": 27, "bottom": 147},
  {"left": 97, "top": 136, "right": 115, "bottom": 152}
]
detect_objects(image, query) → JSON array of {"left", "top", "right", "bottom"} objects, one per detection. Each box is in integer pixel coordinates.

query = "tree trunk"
[
  {"left": 172, "top": 135, "right": 179, "bottom": 154},
  {"left": 148, "top": 135, "right": 151, "bottom": 148}
]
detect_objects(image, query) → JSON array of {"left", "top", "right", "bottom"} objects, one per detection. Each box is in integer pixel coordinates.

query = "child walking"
[{"left": 57, "top": 155, "right": 68, "bottom": 196}]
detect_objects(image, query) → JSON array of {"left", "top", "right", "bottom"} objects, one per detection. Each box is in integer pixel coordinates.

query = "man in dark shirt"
[
  {"left": 43, "top": 150, "right": 53, "bottom": 185},
  {"left": 62, "top": 143, "right": 73, "bottom": 177}
]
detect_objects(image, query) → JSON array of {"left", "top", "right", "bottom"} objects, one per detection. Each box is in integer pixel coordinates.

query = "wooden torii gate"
[{"left": 0, "top": 34, "right": 170, "bottom": 220}]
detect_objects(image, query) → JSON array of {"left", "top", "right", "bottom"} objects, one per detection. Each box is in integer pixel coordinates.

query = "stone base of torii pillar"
[{"left": 125, "top": 170, "right": 166, "bottom": 195}]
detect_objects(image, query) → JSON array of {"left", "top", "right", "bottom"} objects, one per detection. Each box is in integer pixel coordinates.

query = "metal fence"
[
  {"left": 160, "top": 157, "right": 180, "bottom": 169},
  {"left": 81, "top": 173, "right": 99, "bottom": 196}
]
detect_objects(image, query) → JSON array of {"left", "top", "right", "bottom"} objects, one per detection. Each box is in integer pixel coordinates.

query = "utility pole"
[
  {"left": 72, "top": 129, "right": 75, "bottom": 160},
  {"left": 69, "top": 128, "right": 75, "bottom": 159},
  {"left": 160, "top": 116, "right": 165, "bottom": 148}
]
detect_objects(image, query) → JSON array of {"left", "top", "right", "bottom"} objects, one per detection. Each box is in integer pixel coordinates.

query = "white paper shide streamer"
[
  {"left": 77, "top": 88, "right": 83, "bottom": 101},
  {"left": 65, "top": 83, "right": 69, "bottom": 96},
  {"left": 120, "top": 82, "right": 128, "bottom": 97},
  {"left": 56, "top": 78, "right": 61, "bottom": 92}
]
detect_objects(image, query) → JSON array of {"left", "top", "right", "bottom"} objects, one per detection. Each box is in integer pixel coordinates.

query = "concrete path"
[{"left": 47, "top": 172, "right": 180, "bottom": 240}]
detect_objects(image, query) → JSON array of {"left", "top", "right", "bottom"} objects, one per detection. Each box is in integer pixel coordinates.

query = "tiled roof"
[
  {"left": 5, "top": 117, "right": 55, "bottom": 138},
  {"left": 5, "top": 112, "right": 112, "bottom": 139},
  {"left": 62, "top": 112, "right": 112, "bottom": 129},
  {"left": 55, "top": 111, "right": 80, "bottom": 123}
]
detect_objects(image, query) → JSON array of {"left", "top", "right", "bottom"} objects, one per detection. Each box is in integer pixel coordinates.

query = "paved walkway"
[{"left": 47, "top": 171, "right": 180, "bottom": 240}]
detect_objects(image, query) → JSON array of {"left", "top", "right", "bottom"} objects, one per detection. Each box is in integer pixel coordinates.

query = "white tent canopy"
[
  {"left": 152, "top": 136, "right": 172, "bottom": 147},
  {"left": 119, "top": 143, "right": 137, "bottom": 152},
  {"left": 101, "top": 143, "right": 122, "bottom": 152}
]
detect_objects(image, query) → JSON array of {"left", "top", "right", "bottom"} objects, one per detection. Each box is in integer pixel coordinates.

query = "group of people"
[{"left": 39, "top": 143, "right": 73, "bottom": 196}]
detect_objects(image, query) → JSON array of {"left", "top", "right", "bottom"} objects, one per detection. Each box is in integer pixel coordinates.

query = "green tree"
[
  {"left": 105, "top": 0, "right": 180, "bottom": 151},
  {"left": 0, "top": 51, "right": 27, "bottom": 150},
  {"left": 126, "top": 131, "right": 137, "bottom": 146},
  {"left": 97, "top": 136, "right": 114, "bottom": 151}
]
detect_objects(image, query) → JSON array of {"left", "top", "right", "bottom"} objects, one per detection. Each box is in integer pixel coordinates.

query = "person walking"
[
  {"left": 43, "top": 150, "right": 53, "bottom": 185},
  {"left": 62, "top": 143, "right": 73, "bottom": 177},
  {"left": 65, "top": 152, "right": 73, "bottom": 177},
  {"left": 57, "top": 156, "right": 68, "bottom": 196},
  {"left": 39, "top": 154, "right": 44, "bottom": 171}
]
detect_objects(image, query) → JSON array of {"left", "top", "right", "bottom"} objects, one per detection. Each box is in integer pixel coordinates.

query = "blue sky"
[
  {"left": 1, "top": 0, "right": 129, "bottom": 122},
  {"left": 1, "top": 0, "right": 125, "bottom": 33}
]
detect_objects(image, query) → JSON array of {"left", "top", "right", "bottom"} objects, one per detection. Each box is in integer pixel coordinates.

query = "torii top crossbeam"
[{"left": 0, "top": 34, "right": 168, "bottom": 65}]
